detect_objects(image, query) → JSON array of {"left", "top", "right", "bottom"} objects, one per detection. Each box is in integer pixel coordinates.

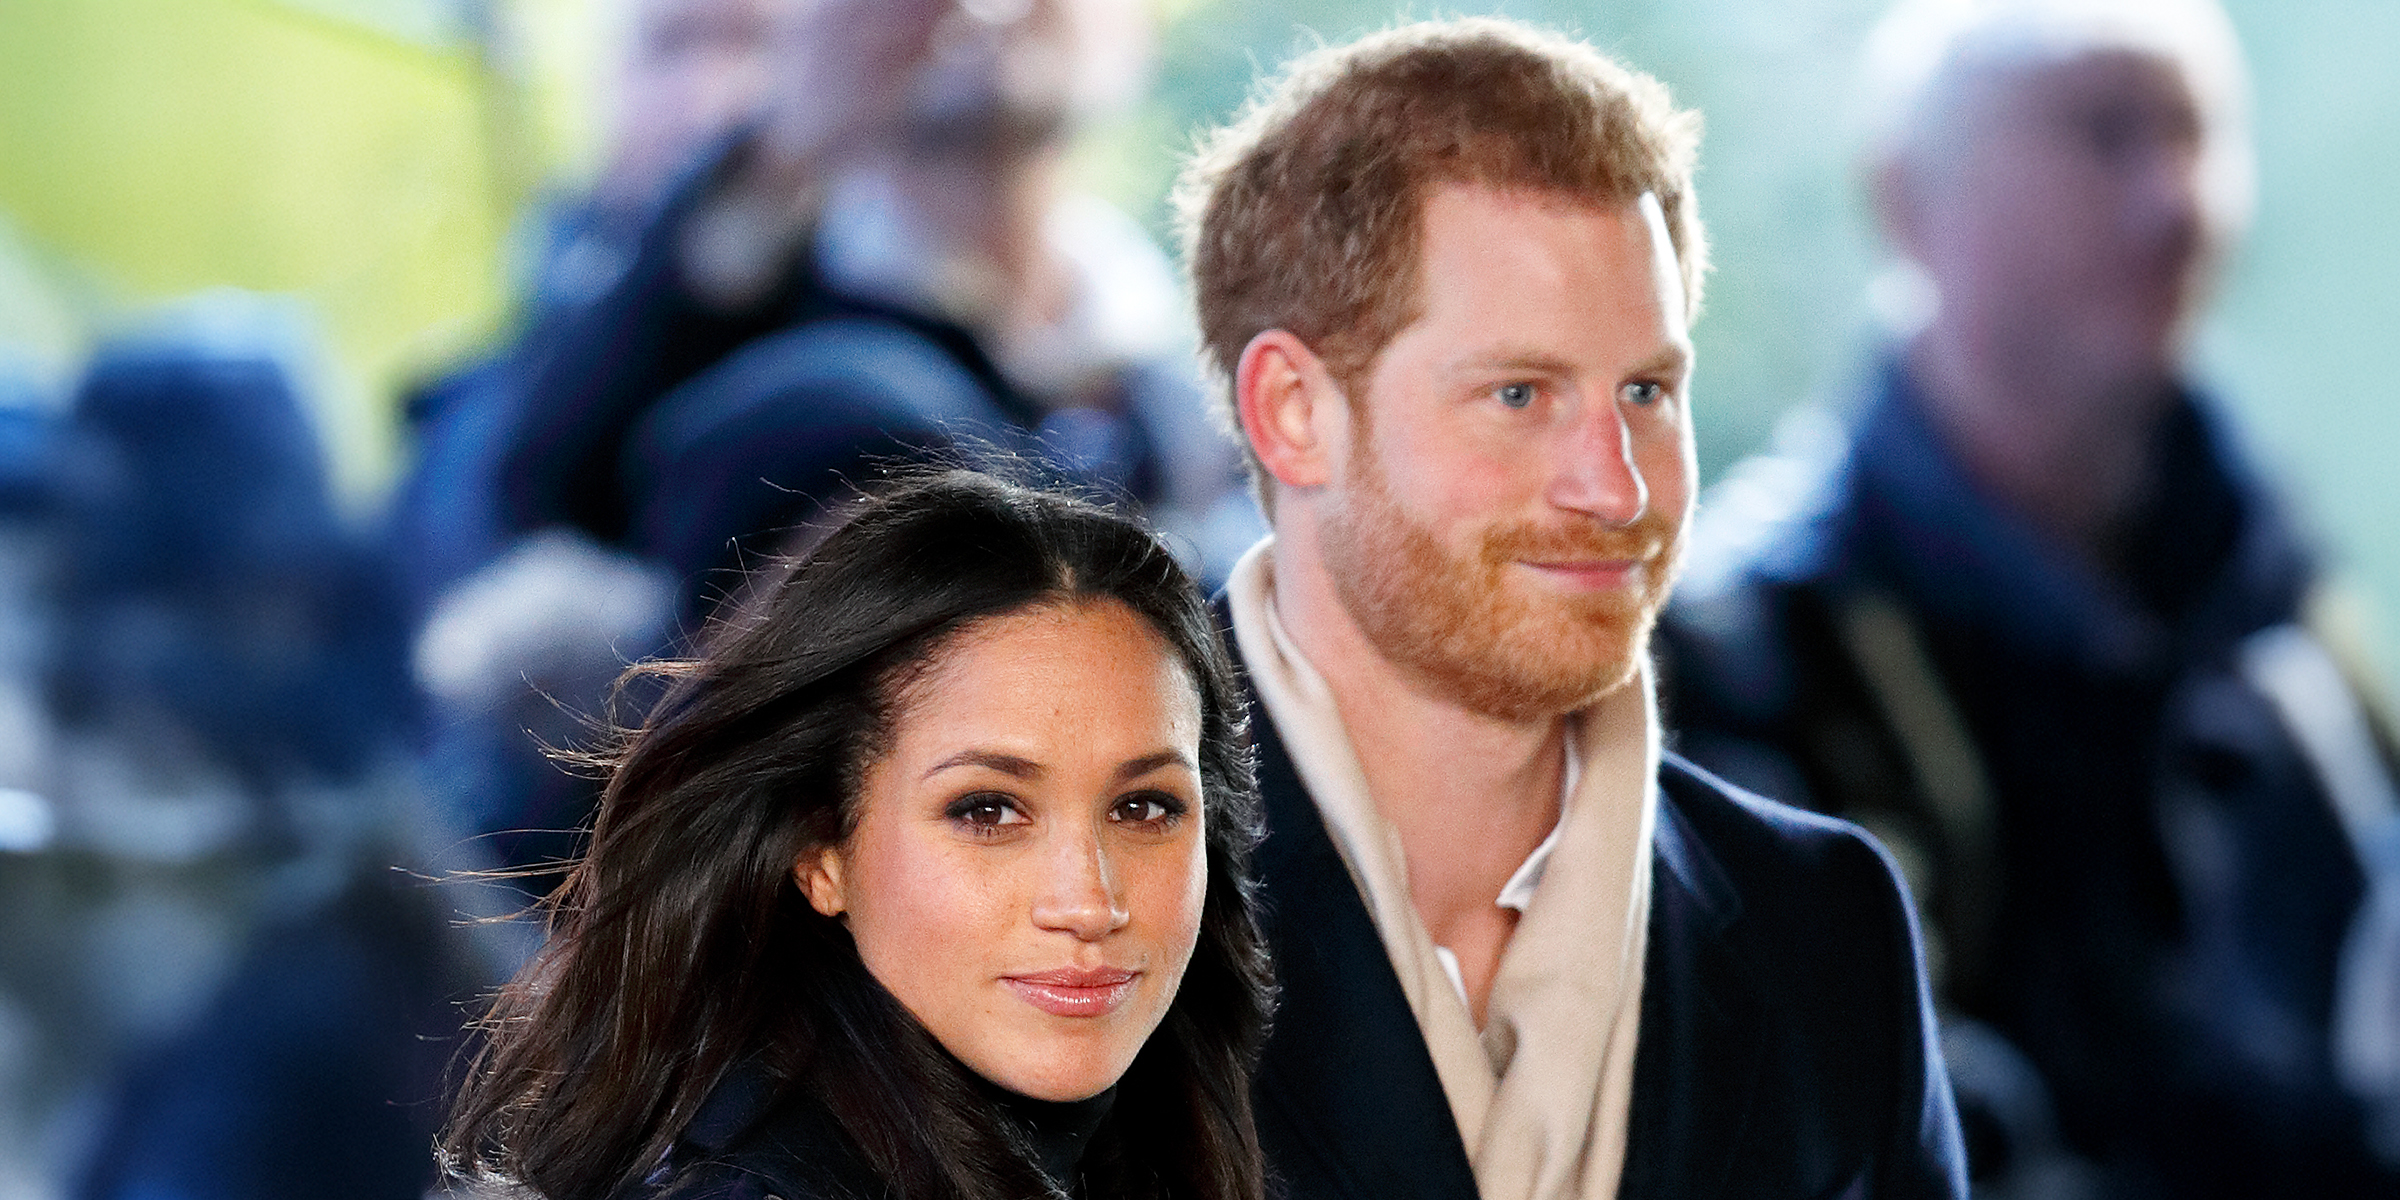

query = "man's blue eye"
[
  {"left": 1620, "top": 381, "right": 1663, "bottom": 407},
  {"left": 1496, "top": 382, "right": 1536, "bottom": 409}
]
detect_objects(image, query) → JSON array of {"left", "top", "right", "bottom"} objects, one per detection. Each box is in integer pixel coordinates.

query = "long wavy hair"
[{"left": 441, "top": 470, "right": 1271, "bottom": 1200}]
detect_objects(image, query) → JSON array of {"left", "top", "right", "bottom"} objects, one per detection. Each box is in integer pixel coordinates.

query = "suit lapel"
[
  {"left": 1616, "top": 766, "right": 1771, "bottom": 1200},
  {"left": 1239, "top": 659, "right": 1484, "bottom": 1200},
  {"left": 1224, "top": 601, "right": 1774, "bottom": 1200}
]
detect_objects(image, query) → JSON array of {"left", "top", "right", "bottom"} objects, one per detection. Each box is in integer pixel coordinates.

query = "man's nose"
[
  {"left": 1030, "top": 824, "right": 1130, "bottom": 941},
  {"left": 1546, "top": 398, "right": 1649, "bottom": 525},
  {"left": 2124, "top": 131, "right": 2208, "bottom": 259}
]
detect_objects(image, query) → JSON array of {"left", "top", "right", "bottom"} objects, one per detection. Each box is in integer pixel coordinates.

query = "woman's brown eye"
[
  {"left": 1112, "top": 791, "right": 1186, "bottom": 824},
  {"left": 947, "top": 793, "right": 1022, "bottom": 827}
]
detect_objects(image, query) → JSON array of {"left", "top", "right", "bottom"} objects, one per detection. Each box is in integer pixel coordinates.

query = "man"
[
  {"left": 1178, "top": 19, "right": 1966, "bottom": 1199},
  {"left": 487, "top": 0, "right": 1246, "bottom": 609},
  {"left": 388, "top": 0, "right": 795, "bottom": 619},
  {"left": 1660, "top": 0, "right": 2400, "bottom": 1194},
  {"left": 399, "top": 0, "right": 1251, "bottom": 879}
]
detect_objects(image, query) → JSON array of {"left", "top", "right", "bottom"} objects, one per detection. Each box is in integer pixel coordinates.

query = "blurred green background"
[{"left": 0, "top": 0, "right": 2392, "bottom": 652}]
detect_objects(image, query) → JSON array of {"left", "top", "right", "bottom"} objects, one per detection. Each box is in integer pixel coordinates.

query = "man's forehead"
[
  {"left": 1418, "top": 178, "right": 1647, "bottom": 222},
  {"left": 1868, "top": 0, "right": 2246, "bottom": 135},
  {"left": 1413, "top": 183, "right": 1676, "bottom": 270},
  {"left": 1410, "top": 184, "right": 1689, "bottom": 329},
  {"left": 1971, "top": 45, "right": 2202, "bottom": 124}
]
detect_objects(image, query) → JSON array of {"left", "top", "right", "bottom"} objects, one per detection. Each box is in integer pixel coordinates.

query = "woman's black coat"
[{"left": 644, "top": 1066, "right": 881, "bottom": 1200}]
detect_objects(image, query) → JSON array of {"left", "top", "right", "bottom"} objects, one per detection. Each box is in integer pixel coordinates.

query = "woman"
[{"left": 440, "top": 471, "right": 1271, "bottom": 1200}]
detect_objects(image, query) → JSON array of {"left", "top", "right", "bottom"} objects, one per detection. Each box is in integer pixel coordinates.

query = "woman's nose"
[{"left": 1030, "top": 826, "right": 1130, "bottom": 940}]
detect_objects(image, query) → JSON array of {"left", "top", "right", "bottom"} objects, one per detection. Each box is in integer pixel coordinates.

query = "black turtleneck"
[
  {"left": 985, "top": 1080, "right": 1118, "bottom": 1195},
  {"left": 663, "top": 1058, "right": 1121, "bottom": 1200}
]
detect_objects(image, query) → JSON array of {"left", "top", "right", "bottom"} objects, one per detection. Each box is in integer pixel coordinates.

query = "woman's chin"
[
  {"left": 962, "top": 1035, "right": 1136, "bottom": 1103},
  {"left": 1009, "top": 1075, "right": 1118, "bottom": 1103}
]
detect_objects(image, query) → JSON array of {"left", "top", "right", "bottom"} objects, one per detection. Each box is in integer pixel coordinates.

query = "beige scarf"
[{"left": 1228, "top": 542, "right": 1657, "bottom": 1200}]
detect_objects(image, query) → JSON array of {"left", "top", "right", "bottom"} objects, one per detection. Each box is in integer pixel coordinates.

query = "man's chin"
[{"left": 1401, "top": 622, "right": 1649, "bottom": 724}]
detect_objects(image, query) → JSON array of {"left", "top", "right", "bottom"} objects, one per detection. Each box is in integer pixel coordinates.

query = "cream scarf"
[{"left": 1228, "top": 541, "right": 1657, "bottom": 1200}]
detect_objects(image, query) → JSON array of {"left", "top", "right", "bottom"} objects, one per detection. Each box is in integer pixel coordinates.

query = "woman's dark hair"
[{"left": 442, "top": 470, "right": 1271, "bottom": 1200}]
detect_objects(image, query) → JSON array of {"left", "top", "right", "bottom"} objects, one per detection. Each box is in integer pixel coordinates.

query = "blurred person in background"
[
  {"left": 489, "top": 0, "right": 1244, "bottom": 604},
  {"left": 394, "top": 0, "right": 796, "bottom": 880},
  {"left": 0, "top": 301, "right": 493, "bottom": 1200},
  {"left": 405, "top": 0, "right": 1251, "bottom": 880},
  {"left": 388, "top": 0, "right": 797, "bottom": 621},
  {"left": 1659, "top": 0, "right": 2400, "bottom": 1195},
  {"left": 596, "top": 0, "right": 796, "bottom": 225},
  {"left": 0, "top": 379, "right": 61, "bottom": 1197}
]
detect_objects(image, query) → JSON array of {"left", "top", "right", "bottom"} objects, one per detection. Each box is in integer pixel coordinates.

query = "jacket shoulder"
[
  {"left": 1655, "top": 752, "right": 1908, "bottom": 913},
  {"left": 1627, "top": 754, "right": 1967, "bottom": 1200},
  {"left": 1661, "top": 430, "right": 1861, "bottom": 733},
  {"left": 1654, "top": 752, "right": 1939, "bottom": 1024}
]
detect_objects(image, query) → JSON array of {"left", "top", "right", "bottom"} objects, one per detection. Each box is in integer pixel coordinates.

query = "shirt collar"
[{"left": 1497, "top": 753, "right": 1575, "bottom": 914}]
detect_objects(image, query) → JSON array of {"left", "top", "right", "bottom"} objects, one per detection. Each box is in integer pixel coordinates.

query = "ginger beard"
[{"left": 1319, "top": 433, "right": 1682, "bottom": 723}]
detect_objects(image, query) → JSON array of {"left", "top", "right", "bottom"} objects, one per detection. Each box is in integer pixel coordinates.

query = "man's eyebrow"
[
  {"left": 1449, "top": 344, "right": 1693, "bottom": 379},
  {"left": 1628, "top": 343, "right": 1693, "bottom": 378},
  {"left": 1452, "top": 349, "right": 1578, "bottom": 376},
  {"left": 924, "top": 750, "right": 1042, "bottom": 781}
]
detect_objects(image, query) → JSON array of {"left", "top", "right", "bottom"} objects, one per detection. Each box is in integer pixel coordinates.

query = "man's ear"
[
  {"left": 796, "top": 847, "right": 848, "bottom": 918},
  {"left": 1235, "top": 329, "right": 1347, "bottom": 494},
  {"left": 1868, "top": 154, "right": 1924, "bottom": 261}
]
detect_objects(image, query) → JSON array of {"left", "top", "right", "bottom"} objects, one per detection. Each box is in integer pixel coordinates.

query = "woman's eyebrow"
[
  {"left": 924, "top": 748, "right": 1198, "bottom": 782},
  {"left": 1115, "top": 751, "right": 1198, "bottom": 783},
  {"left": 924, "top": 749, "right": 1042, "bottom": 780}
]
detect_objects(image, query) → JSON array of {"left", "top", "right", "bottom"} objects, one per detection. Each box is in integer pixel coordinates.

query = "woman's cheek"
[
  {"left": 1151, "top": 831, "right": 1211, "bottom": 987},
  {"left": 847, "top": 826, "right": 990, "bottom": 996}
]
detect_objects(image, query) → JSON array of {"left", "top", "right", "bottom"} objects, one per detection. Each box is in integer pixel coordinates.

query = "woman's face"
[{"left": 799, "top": 598, "right": 1209, "bottom": 1101}]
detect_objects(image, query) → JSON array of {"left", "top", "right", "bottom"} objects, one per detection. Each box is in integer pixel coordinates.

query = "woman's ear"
[{"left": 796, "top": 848, "right": 849, "bottom": 918}]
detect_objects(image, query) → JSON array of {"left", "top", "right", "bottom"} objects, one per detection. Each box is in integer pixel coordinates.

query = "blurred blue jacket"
[
  {"left": 51, "top": 340, "right": 416, "bottom": 792},
  {"left": 49, "top": 338, "right": 468, "bottom": 1200},
  {"left": 451, "top": 133, "right": 1170, "bottom": 619},
  {"left": 1659, "top": 360, "right": 2400, "bottom": 1197}
]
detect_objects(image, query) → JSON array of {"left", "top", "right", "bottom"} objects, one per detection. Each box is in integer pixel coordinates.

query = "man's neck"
[
  {"left": 1269, "top": 526, "right": 1572, "bottom": 1021},
  {"left": 1906, "top": 330, "right": 2174, "bottom": 566}
]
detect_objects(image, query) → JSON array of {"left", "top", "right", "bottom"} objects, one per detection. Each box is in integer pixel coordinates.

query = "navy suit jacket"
[{"left": 1240, "top": 675, "right": 1968, "bottom": 1200}]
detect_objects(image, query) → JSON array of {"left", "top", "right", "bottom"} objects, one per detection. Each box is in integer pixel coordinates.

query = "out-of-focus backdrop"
[
  {"left": 0, "top": 3, "right": 2395, "bottom": 1199},
  {"left": 0, "top": 0, "right": 2392, "bottom": 620}
]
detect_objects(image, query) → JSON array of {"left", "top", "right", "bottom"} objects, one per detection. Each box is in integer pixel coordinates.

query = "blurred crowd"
[
  {"left": 1660, "top": 1, "right": 2400, "bottom": 1195},
  {"left": 0, "top": 2, "right": 1254, "bottom": 1196},
  {"left": 0, "top": 0, "right": 2392, "bottom": 1198}
]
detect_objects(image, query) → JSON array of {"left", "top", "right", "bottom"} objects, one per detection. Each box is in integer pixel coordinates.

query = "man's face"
[
  {"left": 606, "top": 0, "right": 788, "bottom": 207},
  {"left": 1318, "top": 184, "right": 1695, "bottom": 721},
  {"left": 1905, "top": 49, "right": 2221, "bottom": 399}
]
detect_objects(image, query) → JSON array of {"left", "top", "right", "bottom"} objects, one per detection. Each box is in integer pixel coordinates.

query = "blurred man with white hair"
[
  {"left": 389, "top": 0, "right": 1260, "bottom": 907},
  {"left": 1661, "top": 0, "right": 2400, "bottom": 1194},
  {"left": 488, "top": 0, "right": 1251, "bottom": 606}
]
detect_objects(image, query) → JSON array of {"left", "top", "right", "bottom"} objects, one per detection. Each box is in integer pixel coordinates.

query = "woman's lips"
[{"left": 1003, "top": 967, "right": 1139, "bottom": 1017}]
